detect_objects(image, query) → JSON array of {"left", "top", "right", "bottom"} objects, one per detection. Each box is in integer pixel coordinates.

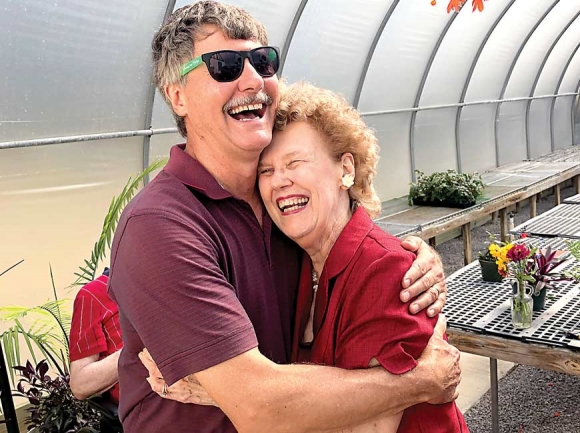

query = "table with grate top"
[
  {"left": 563, "top": 193, "right": 580, "bottom": 204},
  {"left": 510, "top": 203, "right": 580, "bottom": 239},
  {"left": 443, "top": 237, "right": 580, "bottom": 433}
]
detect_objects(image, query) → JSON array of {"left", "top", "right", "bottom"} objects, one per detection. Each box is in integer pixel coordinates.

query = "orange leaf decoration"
[
  {"left": 442, "top": 0, "right": 487, "bottom": 13},
  {"left": 447, "top": 0, "right": 466, "bottom": 13},
  {"left": 472, "top": 0, "right": 485, "bottom": 12}
]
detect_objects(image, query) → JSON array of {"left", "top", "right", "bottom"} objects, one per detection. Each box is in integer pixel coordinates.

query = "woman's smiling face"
[{"left": 258, "top": 121, "right": 352, "bottom": 250}]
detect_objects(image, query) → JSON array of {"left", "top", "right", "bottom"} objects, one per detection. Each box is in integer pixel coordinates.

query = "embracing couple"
[{"left": 108, "top": 2, "right": 468, "bottom": 432}]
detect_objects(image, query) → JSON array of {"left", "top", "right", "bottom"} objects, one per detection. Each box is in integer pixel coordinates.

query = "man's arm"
[
  {"left": 400, "top": 236, "right": 447, "bottom": 317},
  {"left": 69, "top": 350, "right": 121, "bottom": 400},
  {"left": 142, "top": 316, "right": 460, "bottom": 433}
]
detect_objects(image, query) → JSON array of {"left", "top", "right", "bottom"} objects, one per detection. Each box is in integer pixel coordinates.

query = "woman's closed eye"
[
  {"left": 258, "top": 166, "right": 274, "bottom": 176},
  {"left": 287, "top": 159, "right": 305, "bottom": 169}
]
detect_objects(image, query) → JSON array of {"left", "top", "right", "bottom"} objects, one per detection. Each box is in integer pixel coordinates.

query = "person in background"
[
  {"left": 69, "top": 268, "right": 122, "bottom": 404},
  {"left": 111, "top": 2, "right": 460, "bottom": 432}
]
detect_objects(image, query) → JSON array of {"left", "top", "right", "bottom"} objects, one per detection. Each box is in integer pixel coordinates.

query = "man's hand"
[
  {"left": 416, "top": 315, "right": 461, "bottom": 404},
  {"left": 400, "top": 235, "right": 447, "bottom": 317},
  {"left": 139, "top": 348, "right": 217, "bottom": 406}
]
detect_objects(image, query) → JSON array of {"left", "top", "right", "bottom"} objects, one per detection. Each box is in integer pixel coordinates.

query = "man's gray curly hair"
[{"left": 151, "top": 1, "right": 268, "bottom": 137}]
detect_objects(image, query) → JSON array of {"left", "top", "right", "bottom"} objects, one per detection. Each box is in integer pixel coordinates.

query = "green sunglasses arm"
[{"left": 181, "top": 56, "right": 204, "bottom": 77}]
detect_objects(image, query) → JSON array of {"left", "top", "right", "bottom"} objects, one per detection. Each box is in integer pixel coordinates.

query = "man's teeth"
[
  {"left": 228, "top": 103, "right": 263, "bottom": 115},
  {"left": 278, "top": 197, "right": 309, "bottom": 213}
]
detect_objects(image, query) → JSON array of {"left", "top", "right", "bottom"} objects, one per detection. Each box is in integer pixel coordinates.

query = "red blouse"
[{"left": 292, "top": 207, "right": 468, "bottom": 432}]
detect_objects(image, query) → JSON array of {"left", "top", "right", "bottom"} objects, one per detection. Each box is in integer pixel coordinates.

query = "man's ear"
[{"left": 165, "top": 84, "right": 188, "bottom": 117}]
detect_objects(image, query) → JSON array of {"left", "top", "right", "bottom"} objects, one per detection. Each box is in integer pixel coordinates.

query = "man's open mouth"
[
  {"left": 227, "top": 103, "right": 267, "bottom": 121},
  {"left": 277, "top": 197, "right": 309, "bottom": 213}
]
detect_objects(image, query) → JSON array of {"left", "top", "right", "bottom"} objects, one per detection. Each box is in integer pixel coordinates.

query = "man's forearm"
[
  {"left": 194, "top": 348, "right": 433, "bottom": 433},
  {"left": 263, "top": 362, "right": 429, "bottom": 433}
]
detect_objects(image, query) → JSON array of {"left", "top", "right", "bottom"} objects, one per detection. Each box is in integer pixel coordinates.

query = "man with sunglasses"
[{"left": 108, "top": 2, "right": 460, "bottom": 432}]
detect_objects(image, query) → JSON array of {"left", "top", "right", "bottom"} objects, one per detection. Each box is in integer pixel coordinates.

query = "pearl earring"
[{"left": 342, "top": 174, "right": 355, "bottom": 189}]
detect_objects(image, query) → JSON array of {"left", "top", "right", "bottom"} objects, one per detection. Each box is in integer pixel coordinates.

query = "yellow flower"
[{"left": 489, "top": 244, "right": 501, "bottom": 258}]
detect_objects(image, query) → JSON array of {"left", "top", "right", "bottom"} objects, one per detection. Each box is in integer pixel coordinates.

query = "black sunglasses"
[{"left": 180, "top": 46, "right": 280, "bottom": 82}]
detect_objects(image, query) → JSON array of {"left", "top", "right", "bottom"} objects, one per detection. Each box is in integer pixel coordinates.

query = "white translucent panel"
[
  {"left": 176, "top": 0, "right": 302, "bottom": 48},
  {"left": 559, "top": 51, "right": 580, "bottom": 93},
  {"left": 421, "top": 0, "right": 512, "bottom": 106},
  {"left": 534, "top": 19, "right": 580, "bottom": 95},
  {"left": 363, "top": 113, "right": 412, "bottom": 201},
  {"left": 503, "top": 1, "right": 580, "bottom": 99},
  {"left": 466, "top": 0, "right": 569, "bottom": 102},
  {"left": 0, "top": 0, "right": 168, "bottom": 142},
  {"left": 414, "top": 109, "right": 457, "bottom": 174},
  {"left": 150, "top": 93, "right": 181, "bottom": 163},
  {"left": 497, "top": 101, "right": 528, "bottom": 165},
  {"left": 574, "top": 97, "right": 580, "bottom": 144},
  {"left": 358, "top": 1, "right": 452, "bottom": 112},
  {"left": 459, "top": 105, "right": 497, "bottom": 173},
  {"left": 150, "top": 132, "right": 182, "bottom": 161},
  {"left": 282, "top": 0, "right": 396, "bottom": 102},
  {"left": 528, "top": 99, "right": 553, "bottom": 157},
  {"left": 553, "top": 96, "right": 575, "bottom": 149},
  {"left": 0, "top": 139, "right": 142, "bottom": 309}
]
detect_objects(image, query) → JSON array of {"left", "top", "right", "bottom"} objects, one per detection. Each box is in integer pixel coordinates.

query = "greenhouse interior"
[{"left": 2, "top": 0, "right": 580, "bottom": 432}]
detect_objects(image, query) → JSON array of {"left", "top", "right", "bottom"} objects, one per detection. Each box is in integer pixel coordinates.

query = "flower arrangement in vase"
[
  {"left": 501, "top": 239, "right": 571, "bottom": 329},
  {"left": 505, "top": 243, "right": 535, "bottom": 330}
]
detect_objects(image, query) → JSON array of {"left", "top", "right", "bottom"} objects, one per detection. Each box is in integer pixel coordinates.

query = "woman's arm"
[{"left": 69, "top": 350, "right": 121, "bottom": 400}]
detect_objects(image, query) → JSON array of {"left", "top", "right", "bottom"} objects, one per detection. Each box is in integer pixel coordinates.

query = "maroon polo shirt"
[
  {"left": 293, "top": 207, "right": 468, "bottom": 432},
  {"left": 109, "top": 144, "right": 300, "bottom": 433}
]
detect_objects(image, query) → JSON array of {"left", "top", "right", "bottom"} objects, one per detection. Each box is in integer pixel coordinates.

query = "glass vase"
[{"left": 511, "top": 281, "right": 533, "bottom": 330}]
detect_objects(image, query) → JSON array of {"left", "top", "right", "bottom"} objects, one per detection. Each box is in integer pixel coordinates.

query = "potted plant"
[
  {"left": 526, "top": 246, "right": 571, "bottom": 311},
  {"left": 13, "top": 359, "right": 101, "bottom": 433},
  {"left": 408, "top": 169, "right": 484, "bottom": 209},
  {"left": 477, "top": 233, "right": 509, "bottom": 282}
]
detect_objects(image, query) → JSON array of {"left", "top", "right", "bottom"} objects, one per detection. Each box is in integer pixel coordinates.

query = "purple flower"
[{"left": 507, "top": 244, "right": 530, "bottom": 262}]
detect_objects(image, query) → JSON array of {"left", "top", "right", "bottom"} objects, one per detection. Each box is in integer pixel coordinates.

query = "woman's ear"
[
  {"left": 165, "top": 84, "right": 188, "bottom": 117},
  {"left": 340, "top": 153, "right": 355, "bottom": 190}
]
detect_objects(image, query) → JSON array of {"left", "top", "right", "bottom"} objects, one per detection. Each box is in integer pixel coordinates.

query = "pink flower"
[{"left": 507, "top": 244, "right": 530, "bottom": 262}]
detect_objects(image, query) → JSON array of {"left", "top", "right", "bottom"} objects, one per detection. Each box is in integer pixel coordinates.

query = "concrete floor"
[{"left": 455, "top": 352, "right": 514, "bottom": 413}]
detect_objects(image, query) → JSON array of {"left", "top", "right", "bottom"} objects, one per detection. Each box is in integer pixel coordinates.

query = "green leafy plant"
[
  {"left": 564, "top": 240, "right": 580, "bottom": 282},
  {"left": 73, "top": 158, "right": 166, "bottom": 286},
  {"left": 408, "top": 169, "right": 484, "bottom": 208},
  {"left": 0, "top": 158, "right": 167, "bottom": 384}
]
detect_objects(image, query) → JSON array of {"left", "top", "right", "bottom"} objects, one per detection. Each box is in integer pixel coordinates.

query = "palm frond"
[
  {"left": 72, "top": 158, "right": 167, "bottom": 286},
  {"left": 0, "top": 259, "right": 24, "bottom": 277}
]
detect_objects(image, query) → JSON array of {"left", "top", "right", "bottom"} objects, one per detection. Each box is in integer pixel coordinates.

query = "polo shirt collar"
[
  {"left": 324, "top": 206, "right": 374, "bottom": 279},
  {"left": 164, "top": 144, "right": 233, "bottom": 200}
]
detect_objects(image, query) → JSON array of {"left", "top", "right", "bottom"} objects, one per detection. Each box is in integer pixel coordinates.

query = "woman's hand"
[
  {"left": 400, "top": 236, "right": 447, "bottom": 317},
  {"left": 139, "top": 348, "right": 217, "bottom": 406}
]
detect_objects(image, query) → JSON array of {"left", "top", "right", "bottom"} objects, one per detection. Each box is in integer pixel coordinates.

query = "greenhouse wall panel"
[
  {"left": 497, "top": 100, "right": 528, "bottom": 164},
  {"left": 364, "top": 113, "right": 412, "bottom": 200},
  {"left": 459, "top": 104, "right": 497, "bottom": 173},
  {"left": 414, "top": 108, "right": 458, "bottom": 175}
]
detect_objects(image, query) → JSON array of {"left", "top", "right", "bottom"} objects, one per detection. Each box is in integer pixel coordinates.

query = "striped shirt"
[{"left": 69, "top": 274, "right": 123, "bottom": 403}]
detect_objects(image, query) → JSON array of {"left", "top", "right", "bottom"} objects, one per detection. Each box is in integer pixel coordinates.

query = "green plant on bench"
[
  {"left": 564, "top": 240, "right": 580, "bottom": 282},
  {"left": 408, "top": 169, "right": 484, "bottom": 209}
]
